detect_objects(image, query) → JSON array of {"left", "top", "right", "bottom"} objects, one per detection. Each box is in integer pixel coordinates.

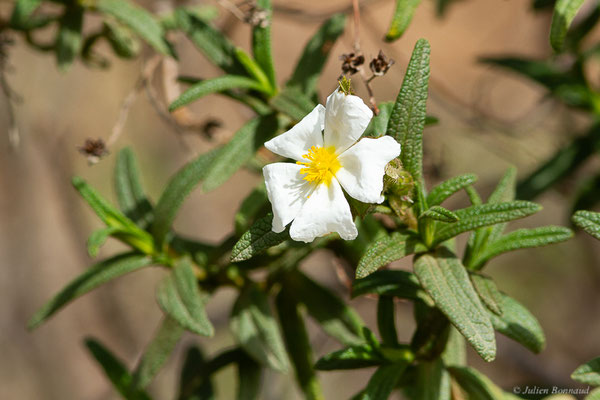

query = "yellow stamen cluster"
[{"left": 297, "top": 146, "right": 341, "bottom": 186}]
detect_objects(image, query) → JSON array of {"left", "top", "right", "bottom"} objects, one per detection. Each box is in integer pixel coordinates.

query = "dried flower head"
[
  {"left": 369, "top": 50, "right": 395, "bottom": 77},
  {"left": 340, "top": 52, "right": 365, "bottom": 76},
  {"left": 79, "top": 138, "right": 108, "bottom": 164}
]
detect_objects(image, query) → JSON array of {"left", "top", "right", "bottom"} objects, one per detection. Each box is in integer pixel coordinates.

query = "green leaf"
[
  {"left": 448, "top": 366, "right": 505, "bottom": 400},
  {"left": 174, "top": 7, "right": 243, "bottom": 74},
  {"left": 352, "top": 270, "right": 429, "bottom": 303},
  {"left": 236, "top": 352, "right": 263, "bottom": 400},
  {"left": 114, "top": 147, "right": 153, "bottom": 228},
  {"left": 442, "top": 327, "right": 467, "bottom": 367},
  {"left": 178, "top": 346, "right": 215, "bottom": 400},
  {"left": 29, "top": 253, "right": 152, "bottom": 330},
  {"left": 104, "top": 19, "right": 141, "bottom": 59},
  {"left": 573, "top": 210, "right": 600, "bottom": 240},
  {"left": 572, "top": 357, "right": 600, "bottom": 385},
  {"left": 96, "top": 0, "right": 173, "bottom": 56},
  {"left": 234, "top": 184, "right": 269, "bottom": 235},
  {"left": 361, "top": 362, "right": 409, "bottom": 400},
  {"left": 489, "top": 293, "right": 545, "bottom": 353},
  {"left": 517, "top": 124, "right": 600, "bottom": 200},
  {"left": 169, "top": 75, "right": 264, "bottom": 111},
  {"left": 85, "top": 338, "right": 153, "bottom": 400},
  {"left": 230, "top": 285, "right": 290, "bottom": 372},
  {"left": 386, "top": 39, "right": 430, "bottom": 193},
  {"left": 151, "top": 148, "right": 220, "bottom": 249},
  {"left": 315, "top": 344, "right": 385, "bottom": 371},
  {"left": 231, "top": 214, "right": 289, "bottom": 262},
  {"left": 363, "top": 102, "right": 394, "bottom": 138},
  {"left": 156, "top": 257, "right": 214, "bottom": 336},
  {"left": 433, "top": 201, "right": 542, "bottom": 246},
  {"left": 87, "top": 227, "right": 120, "bottom": 258},
  {"left": 132, "top": 316, "right": 184, "bottom": 389},
  {"left": 251, "top": 0, "right": 276, "bottom": 89},
  {"left": 588, "top": 388, "right": 600, "bottom": 400},
  {"left": 377, "top": 296, "right": 399, "bottom": 347},
  {"left": 234, "top": 48, "right": 274, "bottom": 94},
  {"left": 470, "top": 273, "right": 503, "bottom": 315},
  {"left": 420, "top": 206, "right": 459, "bottom": 223},
  {"left": 414, "top": 249, "right": 496, "bottom": 362},
  {"left": 10, "top": 0, "right": 43, "bottom": 30},
  {"left": 203, "top": 114, "right": 280, "bottom": 192},
  {"left": 415, "top": 359, "right": 451, "bottom": 400},
  {"left": 427, "top": 174, "right": 478, "bottom": 207},
  {"left": 572, "top": 172, "right": 600, "bottom": 214},
  {"left": 385, "top": 0, "right": 422, "bottom": 42},
  {"left": 269, "top": 86, "right": 316, "bottom": 121},
  {"left": 284, "top": 270, "right": 364, "bottom": 345},
  {"left": 550, "top": 0, "right": 585, "bottom": 52},
  {"left": 470, "top": 226, "right": 573, "bottom": 270},
  {"left": 356, "top": 232, "right": 427, "bottom": 278},
  {"left": 287, "top": 13, "right": 346, "bottom": 96},
  {"left": 275, "top": 289, "right": 323, "bottom": 400},
  {"left": 56, "top": 5, "right": 84, "bottom": 71}
]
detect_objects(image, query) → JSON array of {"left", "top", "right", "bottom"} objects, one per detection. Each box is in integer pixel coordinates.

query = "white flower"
[{"left": 262, "top": 88, "right": 401, "bottom": 243}]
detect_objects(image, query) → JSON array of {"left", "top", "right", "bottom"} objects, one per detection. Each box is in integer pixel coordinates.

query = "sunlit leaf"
[
  {"left": 385, "top": 0, "right": 422, "bottom": 42},
  {"left": 231, "top": 214, "right": 289, "bottom": 262}
]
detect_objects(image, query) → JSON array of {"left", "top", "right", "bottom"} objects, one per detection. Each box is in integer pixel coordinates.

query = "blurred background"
[{"left": 1, "top": 0, "right": 600, "bottom": 398}]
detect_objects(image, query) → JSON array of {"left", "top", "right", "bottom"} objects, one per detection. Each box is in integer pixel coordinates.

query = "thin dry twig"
[
  {"left": 351, "top": 0, "right": 379, "bottom": 114},
  {"left": 213, "top": 0, "right": 247, "bottom": 22},
  {"left": 272, "top": 0, "right": 384, "bottom": 22}
]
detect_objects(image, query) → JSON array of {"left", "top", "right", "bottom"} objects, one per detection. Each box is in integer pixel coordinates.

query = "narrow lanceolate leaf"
[
  {"left": 29, "top": 253, "right": 152, "bottom": 330},
  {"left": 203, "top": 114, "right": 280, "bottom": 192},
  {"left": 285, "top": 270, "right": 364, "bottom": 345},
  {"left": 270, "top": 86, "right": 316, "bottom": 121},
  {"left": 114, "top": 147, "right": 153, "bottom": 228},
  {"left": 56, "top": 5, "right": 84, "bottom": 71},
  {"left": 448, "top": 366, "right": 505, "bottom": 400},
  {"left": 85, "top": 338, "right": 152, "bottom": 400},
  {"left": 488, "top": 166, "right": 517, "bottom": 204},
  {"left": 415, "top": 359, "right": 451, "bottom": 400},
  {"left": 470, "top": 273, "right": 502, "bottom": 316},
  {"left": 420, "top": 206, "right": 459, "bottom": 223},
  {"left": 287, "top": 13, "right": 346, "bottom": 96},
  {"left": 385, "top": 0, "right": 422, "bottom": 42},
  {"left": 169, "top": 75, "right": 263, "bottom": 111},
  {"left": 236, "top": 352, "right": 262, "bottom": 400},
  {"left": 573, "top": 210, "right": 600, "bottom": 240},
  {"left": 132, "top": 317, "right": 184, "bottom": 389},
  {"left": 442, "top": 327, "right": 467, "bottom": 366},
  {"left": 178, "top": 346, "right": 215, "bottom": 400},
  {"left": 87, "top": 227, "right": 120, "bottom": 257},
  {"left": 156, "top": 258, "right": 214, "bottom": 336},
  {"left": 489, "top": 293, "right": 545, "bottom": 353},
  {"left": 152, "top": 148, "right": 221, "bottom": 248},
  {"left": 234, "top": 184, "right": 268, "bottom": 235},
  {"left": 550, "top": 0, "right": 586, "bottom": 51},
  {"left": 352, "top": 270, "right": 429, "bottom": 304},
  {"left": 230, "top": 285, "right": 290, "bottom": 372},
  {"left": 377, "top": 296, "right": 399, "bottom": 347},
  {"left": 470, "top": 226, "right": 573, "bottom": 270},
  {"left": 231, "top": 214, "right": 289, "bottom": 262},
  {"left": 275, "top": 289, "right": 323, "bottom": 400},
  {"left": 174, "top": 8, "right": 243, "bottom": 74},
  {"left": 433, "top": 201, "right": 542, "bottom": 246},
  {"left": 251, "top": 0, "right": 276, "bottom": 89},
  {"left": 10, "top": 0, "right": 43, "bottom": 30},
  {"left": 96, "top": 0, "right": 173, "bottom": 56},
  {"left": 315, "top": 344, "right": 385, "bottom": 371},
  {"left": 414, "top": 250, "right": 496, "bottom": 362},
  {"left": 571, "top": 357, "right": 600, "bottom": 385},
  {"left": 361, "top": 362, "right": 409, "bottom": 400},
  {"left": 363, "top": 102, "right": 394, "bottom": 138},
  {"left": 517, "top": 124, "right": 600, "bottom": 200},
  {"left": 427, "top": 174, "right": 478, "bottom": 207},
  {"left": 356, "top": 232, "right": 427, "bottom": 278},
  {"left": 386, "top": 39, "right": 430, "bottom": 188}
]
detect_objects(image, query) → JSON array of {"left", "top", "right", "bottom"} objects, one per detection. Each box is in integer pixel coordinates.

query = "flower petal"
[
  {"left": 263, "top": 163, "right": 314, "bottom": 232},
  {"left": 323, "top": 89, "right": 373, "bottom": 153},
  {"left": 336, "top": 136, "right": 401, "bottom": 204},
  {"left": 290, "top": 179, "right": 358, "bottom": 243},
  {"left": 264, "top": 104, "right": 325, "bottom": 161}
]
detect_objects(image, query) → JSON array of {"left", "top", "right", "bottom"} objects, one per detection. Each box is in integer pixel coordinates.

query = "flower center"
[{"left": 297, "top": 146, "right": 341, "bottom": 186}]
